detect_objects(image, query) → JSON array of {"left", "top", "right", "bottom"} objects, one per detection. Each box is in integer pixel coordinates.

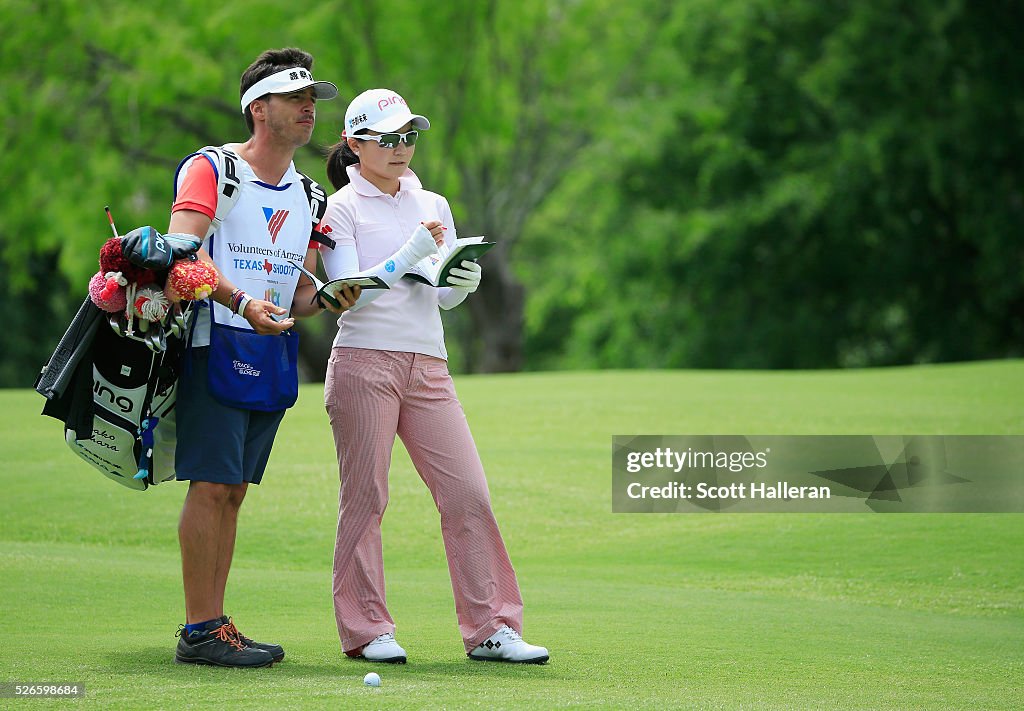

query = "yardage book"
[
  {"left": 404, "top": 237, "right": 496, "bottom": 287},
  {"left": 287, "top": 260, "right": 388, "bottom": 309}
]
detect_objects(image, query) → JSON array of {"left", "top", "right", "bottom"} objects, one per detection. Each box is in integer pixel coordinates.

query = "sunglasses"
[{"left": 348, "top": 130, "right": 419, "bottom": 149}]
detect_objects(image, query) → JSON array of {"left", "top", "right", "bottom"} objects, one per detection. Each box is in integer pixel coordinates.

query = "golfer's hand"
[
  {"left": 447, "top": 260, "right": 482, "bottom": 293},
  {"left": 321, "top": 284, "right": 361, "bottom": 314},
  {"left": 243, "top": 298, "right": 294, "bottom": 334},
  {"left": 421, "top": 220, "right": 445, "bottom": 246}
]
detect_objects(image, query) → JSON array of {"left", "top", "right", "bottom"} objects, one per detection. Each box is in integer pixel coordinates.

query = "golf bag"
[{"left": 36, "top": 297, "right": 188, "bottom": 490}]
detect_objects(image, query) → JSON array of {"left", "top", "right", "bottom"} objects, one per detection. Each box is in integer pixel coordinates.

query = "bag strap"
[
  {"left": 299, "top": 172, "right": 327, "bottom": 226},
  {"left": 172, "top": 145, "right": 243, "bottom": 240},
  {"left": 299, "top": 172, "right": 335, "bottom": 249}
]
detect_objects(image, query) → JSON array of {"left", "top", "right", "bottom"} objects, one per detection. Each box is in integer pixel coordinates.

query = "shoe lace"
[
  {"left": 224, "top": 618, "right": 252, "bottom": 645},
  {"left": 211, "top": 622, "right": 246, "bottom": 652},
  {"left": 501, "top": 626, "right": 523, "bottom": 643},
  {"left": 374, "top": 632, "right": 395, "bottom": 644}
]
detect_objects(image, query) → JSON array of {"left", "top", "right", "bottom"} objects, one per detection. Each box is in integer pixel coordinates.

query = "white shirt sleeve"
[
  {"left": 318, "top": 198, "right": 437, "bottom": 312},
  {"left": 436, "top": 197, "right": 470, "bottom": 309},
  {"left": 318, "top": 200, "right": 384, "bottom": 312},
  {"left": 437, "top": 286, "right": 468, "bottom": 310}
]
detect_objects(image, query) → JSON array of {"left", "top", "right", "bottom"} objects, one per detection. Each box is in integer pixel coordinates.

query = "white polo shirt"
[{"left": 320, "top": 165, "right": 456, "bottom": 359}]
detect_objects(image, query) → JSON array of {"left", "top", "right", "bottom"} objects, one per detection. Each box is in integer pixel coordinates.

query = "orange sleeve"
[{"left": 172, "top": 155, "right": 218, "bottom": 220}]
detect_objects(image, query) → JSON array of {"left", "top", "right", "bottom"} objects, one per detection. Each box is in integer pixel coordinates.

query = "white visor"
[{"left": 240, "top": 67, "right": 339, "bottom": 114}]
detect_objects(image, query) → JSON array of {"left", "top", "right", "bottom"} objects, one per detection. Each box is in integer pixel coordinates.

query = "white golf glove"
[
  {"left": 446, "top": 260, "right": 482, "bottom": 293},
  {"left": 439, "top": 260, "right": 483, "bottom": 310},
  {"left": 394, "top": 224, "right": 440, "bottom": 266}
]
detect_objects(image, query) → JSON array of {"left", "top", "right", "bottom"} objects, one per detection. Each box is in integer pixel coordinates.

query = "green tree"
[
  {"left": 302, "top": 0, "right": 665, "bottom": 371},
  {"left": 523, "top": 0, "right": 1024, "bottom": 369},
  {"left": 1, "top": 0, "right": 666, "bottom": 383},
  {"left": 7, "top": 0, "right": 1018, "bottom": 384}
]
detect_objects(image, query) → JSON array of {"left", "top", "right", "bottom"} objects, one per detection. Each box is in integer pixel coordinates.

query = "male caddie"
[{"left": 168, "top": 48, "right": 357, "bottom": 667}]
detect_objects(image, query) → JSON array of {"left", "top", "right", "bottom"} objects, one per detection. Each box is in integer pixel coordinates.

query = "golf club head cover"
[
  {"left": 164, "top": 233, "right": 204, "bottom": 261},
  {"left": 88, "top": 271, "right": 127, "bottom": 313},
  {"left": 164, "top": 259, "right": 219, "bottom": 302},
  {"left": 121, "top": 227, "right": 203, "bottom": 270}
]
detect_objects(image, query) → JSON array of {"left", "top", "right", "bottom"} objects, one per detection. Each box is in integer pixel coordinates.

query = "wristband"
[
  {"left": 236, "top": 293, "right": 252, "bottom": 317},
  {"left": 229, "top": 288, "right": 249, "bottom": 315}
]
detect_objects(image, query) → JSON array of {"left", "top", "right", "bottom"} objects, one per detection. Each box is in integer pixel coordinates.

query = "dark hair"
[
  {"left": 325, "top": 133, "right": 364, "bottom": 190},
  {"left": 240, "top": 47, "right": 314, "bottom": 135}
]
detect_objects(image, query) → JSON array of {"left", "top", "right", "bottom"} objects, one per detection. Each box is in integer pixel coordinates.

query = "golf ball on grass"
[{"left": 363, "top": 672, "right": 381, "bottom": 687}]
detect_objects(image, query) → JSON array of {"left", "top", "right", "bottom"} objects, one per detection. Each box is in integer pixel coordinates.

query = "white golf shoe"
[
  {"left": 360, "top": 632, "right": 407, "bottom": 664},
  {"left": 468, "top": 625, "right": 549, "bottom": 664}
]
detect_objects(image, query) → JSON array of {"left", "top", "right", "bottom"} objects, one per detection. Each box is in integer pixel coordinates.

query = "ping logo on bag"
[{"left": 93, "top": 373, "right": 145, "bottom": 415}]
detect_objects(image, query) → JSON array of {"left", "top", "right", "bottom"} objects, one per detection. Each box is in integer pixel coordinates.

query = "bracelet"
[
  {"left": 228, "top": 289, "right": 249, "bottom": 315},
  {"left": 235, "top": 293, "right": 252, "bottom": 317}
]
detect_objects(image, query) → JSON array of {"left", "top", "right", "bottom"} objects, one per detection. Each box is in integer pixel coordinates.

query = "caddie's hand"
[
  {"left": 421, "top": 220, "right": 445, "bottom": 247},
  {"left": 243, "top": 298, "right": 294, "bottom": 334},
  {"left": 320, "top": 284, "right": 361, "bottom": 314},
  {"left": 447, "top": 260, "right": 482, "bottom": 293}
]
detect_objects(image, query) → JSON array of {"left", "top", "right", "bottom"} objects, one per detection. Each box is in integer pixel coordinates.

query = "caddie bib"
[
  {"left": 206, "top": 153, "right": 312, "bottom": 328},
  {"left": 200, "top": 150, "right": 311, "bottom": 410}
]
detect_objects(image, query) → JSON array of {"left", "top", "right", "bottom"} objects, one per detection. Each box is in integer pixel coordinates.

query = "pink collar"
[{"left": 346, "top": 164, "right": 423, "bottom": 197}]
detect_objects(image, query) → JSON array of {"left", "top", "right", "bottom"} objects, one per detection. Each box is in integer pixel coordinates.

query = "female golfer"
[{"left": 318, "top": 88, "right": 548, "bottom": 665}]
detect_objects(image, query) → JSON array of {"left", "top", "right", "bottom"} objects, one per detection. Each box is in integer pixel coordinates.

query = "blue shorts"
[{"left": 175, "top": 347, "right": 286, "bottom": 486}]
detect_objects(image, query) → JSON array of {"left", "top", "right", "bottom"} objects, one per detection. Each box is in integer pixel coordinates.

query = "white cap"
[
  {"left": 343, "top": 88, "right": 430, "bottom": 136},
  {"left": 240, "top": 67, "right": 339, "bottom": 114}
]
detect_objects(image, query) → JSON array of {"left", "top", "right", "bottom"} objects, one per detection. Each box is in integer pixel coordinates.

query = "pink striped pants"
[{"left": 324, "top": 347, "right": 524, "bottom": 654}]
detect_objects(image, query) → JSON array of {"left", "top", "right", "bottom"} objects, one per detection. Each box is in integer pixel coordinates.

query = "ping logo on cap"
[{"left": 377, "top": 94, "right": 407, "bottom": 111}]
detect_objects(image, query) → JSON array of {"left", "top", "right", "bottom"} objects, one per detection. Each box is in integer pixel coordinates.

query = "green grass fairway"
[{"left": 1, "top": 361, "right": 1022, "bottom": 709}]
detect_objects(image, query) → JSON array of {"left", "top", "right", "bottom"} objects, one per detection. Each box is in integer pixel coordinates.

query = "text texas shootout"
[{"left": 622, "top": 446, "right": 831, "bottom": 501}]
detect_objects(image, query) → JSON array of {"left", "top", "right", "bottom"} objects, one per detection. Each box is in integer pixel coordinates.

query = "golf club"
[{"left": 104, "top": 206, "right": 120, "bottom": 240}]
